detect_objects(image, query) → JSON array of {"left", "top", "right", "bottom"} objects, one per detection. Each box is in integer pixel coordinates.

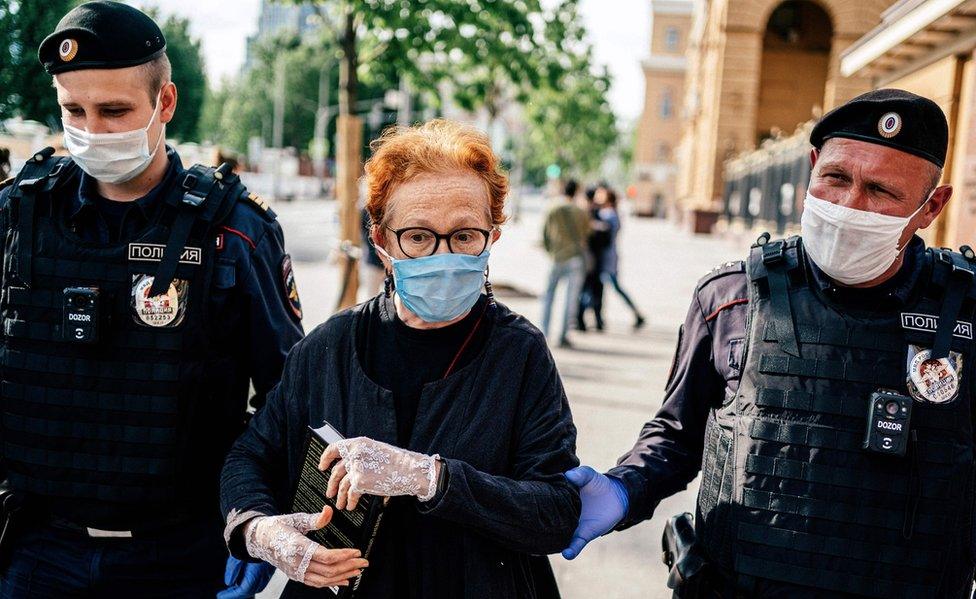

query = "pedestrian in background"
[
  {"left": 599, "top": 188, "right": 646, "bottom": 329},
  {"left": 576, "top": 185, "right": 611, "bottom": 331},
  {"left": 540, "top": 179, "right": 589, "bottom": 348}
]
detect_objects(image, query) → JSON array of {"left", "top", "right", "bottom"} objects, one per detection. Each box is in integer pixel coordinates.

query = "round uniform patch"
[
  {"left": 58, "top": 38, "right": 79, "bottom": 62},
  {"left": 131, "top": 275, "right": 188, "bottom": 328},
  {"left": 281, "top": 254, "right": 302, "bottom": 320},
  {"left": 907, "top": 347, "right": 960, "bottom": 404},
  {"left": 878, "top": 112, "right": 902, "bottom": 139}
]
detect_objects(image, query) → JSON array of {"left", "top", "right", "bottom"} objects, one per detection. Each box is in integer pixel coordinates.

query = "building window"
[
  {"left": 657, "top": 142, "right": 671, "bottom": 162},
  {"left": 660, "top": 88, "right": 674, "bottom": 119},
  {"left": 665, "top": 27, "right": 680, "bottom": 51}
]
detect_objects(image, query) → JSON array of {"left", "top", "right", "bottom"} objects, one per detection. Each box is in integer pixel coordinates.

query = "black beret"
[
  {"left": 809, "top": 88, "right": 948, "bottom": 168},
  {"left": 38, "top": 1, "right": 166, "bottom": 75}
]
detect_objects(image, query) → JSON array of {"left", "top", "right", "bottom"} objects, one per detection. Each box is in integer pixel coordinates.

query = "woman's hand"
[
  {"left": 319, "top": 437, "right": 441, "bottom": 510},
  {"left": 243, "top": 506, "right": 369, "bottom": 588}
]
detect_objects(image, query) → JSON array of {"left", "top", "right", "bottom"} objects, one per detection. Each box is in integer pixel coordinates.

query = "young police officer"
[
  {"left": 564, "top": 89, "right": 976, "bottom": 598},
  {"left": 0, "top": 2, "right": 303, "bottom": 597}
]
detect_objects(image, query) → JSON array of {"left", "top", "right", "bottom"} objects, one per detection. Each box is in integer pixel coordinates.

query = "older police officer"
[
  {"left": 0, "top": 2, "right": 302, "bottom": 597},
  {"left": 564, "top": 89, "right": 976, "bottom": 598}
]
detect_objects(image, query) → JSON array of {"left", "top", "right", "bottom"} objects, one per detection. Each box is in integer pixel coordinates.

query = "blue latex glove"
[
  {"left": 217, "top": 556, "right": 275, "bottom": 599},
  {"left": 561, "top": 465, "right": 629, "bottom": 560}
]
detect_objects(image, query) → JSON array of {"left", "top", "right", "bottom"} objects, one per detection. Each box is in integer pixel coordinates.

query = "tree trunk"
[{"left": 335, "top": 8, "right": 362, "bottom": 311}]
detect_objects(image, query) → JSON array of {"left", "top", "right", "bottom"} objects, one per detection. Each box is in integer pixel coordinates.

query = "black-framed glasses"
[{"left": 386, "top": 226, "right": 492, "bottom": 258}]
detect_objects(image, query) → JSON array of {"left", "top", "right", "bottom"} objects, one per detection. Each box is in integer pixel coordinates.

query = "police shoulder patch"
[{"left": 281, "top": 254, "right": 302, "bottom": 320}]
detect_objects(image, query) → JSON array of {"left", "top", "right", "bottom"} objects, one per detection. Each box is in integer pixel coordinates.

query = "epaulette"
[
  {"left": 0, "top": 176, "right": 14, "bottom": 193},
  {"left": 240, "top": 191, "right": 277, "bottom": 221},
  {"left": 696, "top": 260, "right": 746, "bottom": 290}
]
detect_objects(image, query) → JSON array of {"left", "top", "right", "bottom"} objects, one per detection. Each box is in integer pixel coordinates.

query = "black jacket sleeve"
[
  {"left": 417, "top": 337, "right": 582, "bottom": 555},
  {"left": 606, "top": 287, "right": 728, "bottom": 528},
  {"left": 219, "top": 338, "right": 307, "bottom": 558},
  {"left": 241, "top": 219, "right": 304, "bottom": 411}
]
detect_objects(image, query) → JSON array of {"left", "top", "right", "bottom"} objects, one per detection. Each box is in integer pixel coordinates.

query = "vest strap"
[
  {"left": 149, "top": 165, "right": 240, "bottom": 296},
  {"left": 736, "top": 521, "right": 942, "bottom": 570},
  {"left": 761, "top": 240, "right": 800, "bottom": 357},
  {"left": 8, "top": 155, "right": 77, "bottom": 288},
  {"left": 758, "top": 353, "right": 905, "bottom": 387},
  {"left": 931, "top": 250, "right": 974, "bottom": 360},
  {"left": 745, "top": 453, "right": 950, "bottom": 500}
]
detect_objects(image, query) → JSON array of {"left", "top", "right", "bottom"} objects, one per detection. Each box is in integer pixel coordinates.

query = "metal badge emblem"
[
  {"left": 131, "top": 274, "right": 188, "bottom": 328},
  {"left": 906, "top": 345, "right": 962, "bottom": 405},
  {"left": 878, "top": 112, "right": 902, "bottom": 138},
  {"left": 59, "top": 38, "right": 79, "bottom": 62}
]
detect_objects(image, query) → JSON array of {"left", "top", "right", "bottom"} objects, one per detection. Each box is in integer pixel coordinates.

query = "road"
[{"left": 260, "top": 198, "right": 745, "bottom": 598}]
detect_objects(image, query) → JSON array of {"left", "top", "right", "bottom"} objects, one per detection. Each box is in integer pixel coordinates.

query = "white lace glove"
[
  {"left": 319, "top": 437, "right": 441, "bottom": 511},
  {"left": 242, "top": 506, "right": 369, "bottom": 588}
]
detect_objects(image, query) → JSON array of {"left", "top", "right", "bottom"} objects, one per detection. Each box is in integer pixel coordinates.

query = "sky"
[{"left": 134, "top": 0, "right": 651, "bottom": 123}]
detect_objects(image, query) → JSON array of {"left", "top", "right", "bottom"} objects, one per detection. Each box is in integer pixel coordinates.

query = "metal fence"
[{"left": 722, "top": 123, "right": 815, "bottom": 235}]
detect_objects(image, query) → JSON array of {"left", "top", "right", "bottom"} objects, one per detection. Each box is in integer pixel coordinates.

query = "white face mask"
[
  {"left": 801, "top": 190, "right": 932, "bottom": 286},
  {"left": 62, "top": 94, "right": 164, "bottom": 184}
]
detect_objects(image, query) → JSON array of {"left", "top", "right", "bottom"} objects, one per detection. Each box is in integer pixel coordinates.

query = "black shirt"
[{"left": 357, "top": 293, "right": 492, "bottom": 446}]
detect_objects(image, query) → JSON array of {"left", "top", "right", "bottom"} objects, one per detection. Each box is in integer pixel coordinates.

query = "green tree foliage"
[
  {"left": 522, "top": 51, "right": 618, "bottom": 182},
  {"left": 0, "top": 0, "right": 79, "bottom": 128},
  {"left": 157, "top": 13, "right": 206, "bottom": 142},
  {"left": 201, "top": 34, "right": 395, "bottom": 155}
]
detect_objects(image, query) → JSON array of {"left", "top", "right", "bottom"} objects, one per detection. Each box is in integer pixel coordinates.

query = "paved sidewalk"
[{"left": 260, "top": 201, "right": 745, "bottom": 598}]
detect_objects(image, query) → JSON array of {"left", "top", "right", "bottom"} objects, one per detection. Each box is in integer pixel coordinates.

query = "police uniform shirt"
[
  {"left": 0, "top": 148, "right": 304, "bottom": 409},
  {"left": 605, "top": 236, "right": 934, "bottom": 523}
]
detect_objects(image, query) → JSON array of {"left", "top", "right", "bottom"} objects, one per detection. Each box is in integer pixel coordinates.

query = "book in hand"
[{"left": 291, "top": 422, "right": 385, "bottom": 598}]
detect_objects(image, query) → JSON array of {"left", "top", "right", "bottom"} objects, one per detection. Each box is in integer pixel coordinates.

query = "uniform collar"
[
  {"left": 806, "top": 235, "right": 926, "bottom": 307},
  {"left": 70, "top": 146, "right": 183, "bottom": 223}
]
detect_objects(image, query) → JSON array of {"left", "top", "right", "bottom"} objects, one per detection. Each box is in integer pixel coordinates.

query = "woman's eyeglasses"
[{"left": 385, "top": 226, "right": 491, "bottom": 258}]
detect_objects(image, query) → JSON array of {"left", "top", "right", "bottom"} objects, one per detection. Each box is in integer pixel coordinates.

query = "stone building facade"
[
  {"left": 634, "top": 0, "right": 693, "bottom": 217},
  {"left": 675, "top": 0, "right": 897, "bottom": 231}
]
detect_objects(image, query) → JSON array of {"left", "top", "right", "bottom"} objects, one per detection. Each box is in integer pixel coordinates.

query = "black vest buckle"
[{"left": 761, "top": 241, "right": 786, "bottom": 267}]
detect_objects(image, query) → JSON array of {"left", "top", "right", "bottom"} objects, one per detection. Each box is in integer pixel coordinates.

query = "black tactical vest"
[
  {"left": 0, "top": 150, "right": 246, "bottom": 529},
  {"left": 698, "top": 236, "right": 976, "bottom": 598}
]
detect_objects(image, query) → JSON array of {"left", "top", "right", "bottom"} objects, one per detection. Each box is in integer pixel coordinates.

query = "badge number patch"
[
  {"left": 906, "top": 345, "right": 963, "bottom": 405},
  {"left": 131, "top": 275, "right": 188, "bottom": 328}
]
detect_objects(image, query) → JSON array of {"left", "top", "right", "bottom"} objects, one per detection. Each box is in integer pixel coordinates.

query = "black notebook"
[{"left": 291, "top": 422, "right": 385, "bottom": 598}]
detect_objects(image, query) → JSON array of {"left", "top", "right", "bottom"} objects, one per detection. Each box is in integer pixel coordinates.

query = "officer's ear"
[
  {"left": 810, "top": 147, "right": 819, "bottom": 169},
  {"left": 158, "top": 81, "right": 177, "bottom": 125}
]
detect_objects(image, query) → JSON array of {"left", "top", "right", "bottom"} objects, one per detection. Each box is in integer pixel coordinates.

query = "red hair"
[{"left": 364, "top": 119, "right": 509, "bottom": 227}]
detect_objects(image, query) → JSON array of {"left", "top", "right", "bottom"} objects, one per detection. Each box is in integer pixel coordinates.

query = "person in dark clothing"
[
  {"left": 560, "top": 90, "right": 976, "bottom": 598},
  {"left": 598, "top": 189, "right": 645, "bottom": 329},
  {"left": 577, "top": 186, "right": 611, "bottom": 331},
  {"left": 0, "top": 3, "right": 301, "bottom": 598},
  {"left": 221, "top": 120, "right": 581, "bottom": 597}
]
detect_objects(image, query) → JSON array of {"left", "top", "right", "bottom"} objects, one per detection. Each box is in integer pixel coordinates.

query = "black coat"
[{"left": 220, "top": 297, "right": 581, "bottom": 598}]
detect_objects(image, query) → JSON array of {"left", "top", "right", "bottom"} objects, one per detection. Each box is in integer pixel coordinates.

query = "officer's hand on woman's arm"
[
  {"left": 242, "top": 505, "right": 369, "bottom": 588},
  {"left": 318, "top": 437, "right": 441, "bottom": 510},
  {"left": 560, "top": 466, "right": 629, "bottom": 560}
]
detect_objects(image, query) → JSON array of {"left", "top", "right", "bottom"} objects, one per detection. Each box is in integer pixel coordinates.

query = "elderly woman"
[{"left": 220, "top": 120, "right": 581, "bottom": 597}]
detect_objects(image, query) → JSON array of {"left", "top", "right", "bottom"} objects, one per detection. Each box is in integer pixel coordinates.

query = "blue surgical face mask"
[{"left": 375, "top": 245, "right": 490, "bottom": 323}]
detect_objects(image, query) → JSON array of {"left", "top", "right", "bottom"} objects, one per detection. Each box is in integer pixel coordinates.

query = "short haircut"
[
  {"left": 364, "top": 119, "right": 509, "bottom": 227},
  {"left": 135, "top": 53, "right": 171, "bottom": 106}
]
